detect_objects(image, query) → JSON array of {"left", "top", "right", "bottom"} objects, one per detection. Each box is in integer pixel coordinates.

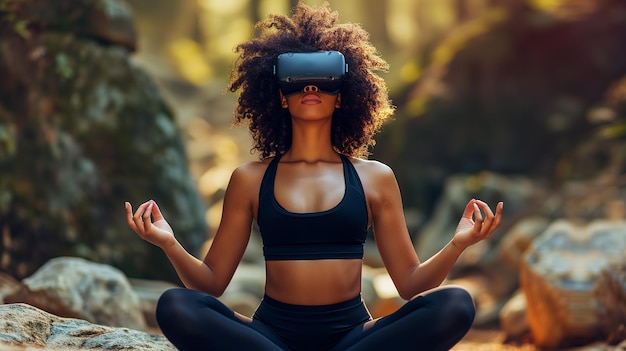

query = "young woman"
[{"left": 125, "top": 3, "right": 503, "bottom": 350}]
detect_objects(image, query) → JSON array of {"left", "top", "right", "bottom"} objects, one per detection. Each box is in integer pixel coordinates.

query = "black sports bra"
[{"left": 257, "top": 154, "right": 368, "bottom": 261}]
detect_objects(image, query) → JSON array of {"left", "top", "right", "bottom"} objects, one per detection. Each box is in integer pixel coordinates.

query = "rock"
[
  {"left": 130, "top": 263, "right": 267, "bottom": 321},
  {"left": 128, "top": 278, "right": 179, "bottom": 329},
  {"left": 0, "top": 303, "right": 175, "bottom": 350},
  {"left": 0, "top": 0, "right": 208, "bottom": 282},
  {"left": 364, "top": 267, "right": 403, "bottom": 318},
  {"left": 218, "top": 263, "right": 266, "bottom": 317},
  {"left": 223, "top": 263, "right": 265, "bottom": 298},
  {"left": 446, "top": 272, "right": 513, "bottom": 327},
  {"left": 597, "top": 260, "right": 626, "bottom": 345},
  {"left": 520, "top": 219, "right": 626, "bottom": 348},
  {"left": 362, "top": 266, "right": 389, "bottom": 312},
  {"left": 499, "top": 290, "right": 529, "bottom": 341},
  {"left": 5, "top": 257, "right": 146, "bottom": 331},
  {"left": 0, "top": 273, "right": 20, "bottom": 304},
  {"left": 497, "top": 216, "right": 551, "bottom": 270}
]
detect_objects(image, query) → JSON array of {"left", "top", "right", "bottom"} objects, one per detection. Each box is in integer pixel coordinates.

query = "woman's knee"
[
  {"left": 156, "top": 288, "right": 210, "bottom": 327},
  {"left": 157, "top": 288, "right": 188, "bottom": 312},
  {"left": 156, "top": 288, "right": 234, "bottom": 326},
  {"left": 435, "top": 286, "right": 476, "bottom": 328},
  {"left": 156, "top": 288, "right": 185, "bottom": 323}
]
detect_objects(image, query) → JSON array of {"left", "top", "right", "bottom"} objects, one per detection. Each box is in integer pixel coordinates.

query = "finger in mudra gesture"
[
  {"left": 125, "top": 200, "right": 175, "bottom": 249},
  {"left": 453, "top": 199, "right": 504, "bottom": 250}
]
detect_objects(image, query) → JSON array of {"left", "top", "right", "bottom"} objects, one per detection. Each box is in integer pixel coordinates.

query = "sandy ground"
[{"left": 453, "top": 329, "right": 538, "bottom": 351}]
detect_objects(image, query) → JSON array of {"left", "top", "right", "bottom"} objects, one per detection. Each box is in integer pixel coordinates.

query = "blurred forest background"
[{"left": 1, "top": 0, "right": 626, "bottom": 285}]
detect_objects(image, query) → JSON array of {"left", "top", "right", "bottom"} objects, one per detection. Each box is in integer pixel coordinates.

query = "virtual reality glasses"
[{"left": 274, "top": 51, "right": 348, "bottom": 96}]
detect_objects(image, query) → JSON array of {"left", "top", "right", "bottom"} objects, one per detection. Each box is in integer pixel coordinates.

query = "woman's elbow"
[
  {"left": 185, "top": 281, "right": 227, "bottom": 297},
  {"left": 396, "top": 282, "right": 429, "bottom": 300},
  {"left": 205, "top": 283, "right": 228, "bottom": 297},
  {"left": 397, "top": 289, "right": 417, "bottom": 301}
]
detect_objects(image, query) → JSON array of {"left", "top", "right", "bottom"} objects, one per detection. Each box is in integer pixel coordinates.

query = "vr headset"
[{"left": 274, "top": 51, "right": 348, "bottom": 96}]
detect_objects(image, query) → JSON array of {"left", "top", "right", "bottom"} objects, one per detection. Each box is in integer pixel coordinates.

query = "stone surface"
[
  {"left": 520, "top": 220, "right": 626, "bottom": 348},
  {"left": 128, "top": 278, "right": 179, "bottom": 328},
  {"left": 5, "top": 257, "right": 146, "bottom": 331},
  {"left": 0, "top": 0, "right": 208, "bottom": 282},
  {"left": 497, "top": 216, "right": 551, "bottom": 270},
  {"left": 499, "top": 290, "right": 530, "bottom": 341},
  {"left": 0, "top": 303, "right": 175, "bottom": 350},
  {"left": 0, "top": 273, "right": 20, "bottom": 304}
]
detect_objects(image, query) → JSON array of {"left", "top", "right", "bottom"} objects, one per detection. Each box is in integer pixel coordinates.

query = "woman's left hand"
[{"left": 452, "top": 199, "right": 503, "bottom": 250}]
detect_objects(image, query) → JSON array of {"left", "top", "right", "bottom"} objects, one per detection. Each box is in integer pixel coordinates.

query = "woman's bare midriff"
[{"left": 264, "top": 259, "right": 363, "bottom": 305}]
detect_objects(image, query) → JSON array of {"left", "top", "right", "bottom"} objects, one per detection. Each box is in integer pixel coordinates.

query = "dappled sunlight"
[
  {"left": 529, "top": 0, "right": 570, "bottom": 12},
  {"left": 453, "top": 329, "right": 539, "bottom": 351},
  {"left": 430, "top": 8, "right": 508, "bottom": 67},
  {"left": 199, "top": 0, "right": 248, "bottom": 14},
  {"left": 530, "top": 0, "right": 602, "bottom": 21},
  {"left": 168, "top": 38, "right": 214, "bottom": 85}
]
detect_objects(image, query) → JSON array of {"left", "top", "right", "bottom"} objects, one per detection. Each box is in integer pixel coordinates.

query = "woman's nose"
[{"left": 303, "top": 85, "right": 319, "bottom": 93}]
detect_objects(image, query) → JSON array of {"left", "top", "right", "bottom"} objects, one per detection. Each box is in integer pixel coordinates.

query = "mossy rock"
[{"left": 0, "top": 0, "right": 207, "bottom": 282}]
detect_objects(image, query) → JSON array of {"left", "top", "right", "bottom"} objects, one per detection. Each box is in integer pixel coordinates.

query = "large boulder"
[
  {"left": 0, "top": 0, "right": 207, "bottom": 282},
  {"left": 0, "top": 303, "right": 175, "bottom": 350},
  {"left": 520, "top": 220, "right": 626, "bottom": 348},
  {"left": 5, "top": 257, "right": 146, "bottom": 331}
]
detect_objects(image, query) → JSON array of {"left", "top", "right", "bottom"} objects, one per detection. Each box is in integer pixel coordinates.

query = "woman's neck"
[
  {"left": 283, "top": 122, "right": 338, "bottom": 163},
  {"left": 281, "top": 149, "right": 340, "bottom": 163}
]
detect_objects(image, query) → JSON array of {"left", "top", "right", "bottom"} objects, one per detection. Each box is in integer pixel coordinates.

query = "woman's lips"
[{"left": 301, "top": 94, "right": 321, "bottom": 104}]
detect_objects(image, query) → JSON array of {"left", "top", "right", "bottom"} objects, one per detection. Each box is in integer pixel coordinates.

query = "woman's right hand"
[{"left": 125, "top": 200, "right": 176, "bottom": 249}]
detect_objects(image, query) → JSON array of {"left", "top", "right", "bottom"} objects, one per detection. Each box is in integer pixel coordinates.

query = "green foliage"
[
  {"left": 0, "top": 124, "right": 16, "bottom": 160},
  {"left": 0, "top": 0, "right": 29, "bottom": 38},
  {"left": 598, "top": 122, "right": 626, "bottom": 140}
]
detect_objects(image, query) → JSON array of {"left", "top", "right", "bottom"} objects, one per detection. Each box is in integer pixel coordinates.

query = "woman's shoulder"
[
  {"left": 347, "top": 157, "right": 400, "bottom": 203},
  {"left": 230, "top": 157, "right": 274, "bottom": 182},
  {"left": 222, "top": 158, "right": 274, "bottom": 199},
  {"left": 348, "top": 156, "right": 395, "bottom": 178}
]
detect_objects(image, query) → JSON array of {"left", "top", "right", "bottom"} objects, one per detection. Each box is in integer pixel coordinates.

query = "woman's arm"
[
  {"left": 125, "top": 164, "right": 257, "bottom": 296},
  {"left": 363, "top": 161, "right": 503, "bottom": 300}
]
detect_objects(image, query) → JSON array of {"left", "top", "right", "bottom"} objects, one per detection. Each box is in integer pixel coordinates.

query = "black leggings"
[{"left": 156, "top": 287, "right": 475, "bottom": 351}]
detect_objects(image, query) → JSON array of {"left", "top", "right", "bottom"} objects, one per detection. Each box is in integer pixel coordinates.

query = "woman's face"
[{"left": 280, "top": 85, "right": 341, "bottom": 121}]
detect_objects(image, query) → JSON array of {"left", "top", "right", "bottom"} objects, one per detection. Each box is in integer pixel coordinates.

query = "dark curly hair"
[{"left": 227, "top": 1, "right": 394, "bottom": 159}]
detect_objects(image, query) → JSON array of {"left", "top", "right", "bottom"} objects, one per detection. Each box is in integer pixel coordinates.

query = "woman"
[{"left": 125, "top": 3, "right": 503, "bottom": 350}]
